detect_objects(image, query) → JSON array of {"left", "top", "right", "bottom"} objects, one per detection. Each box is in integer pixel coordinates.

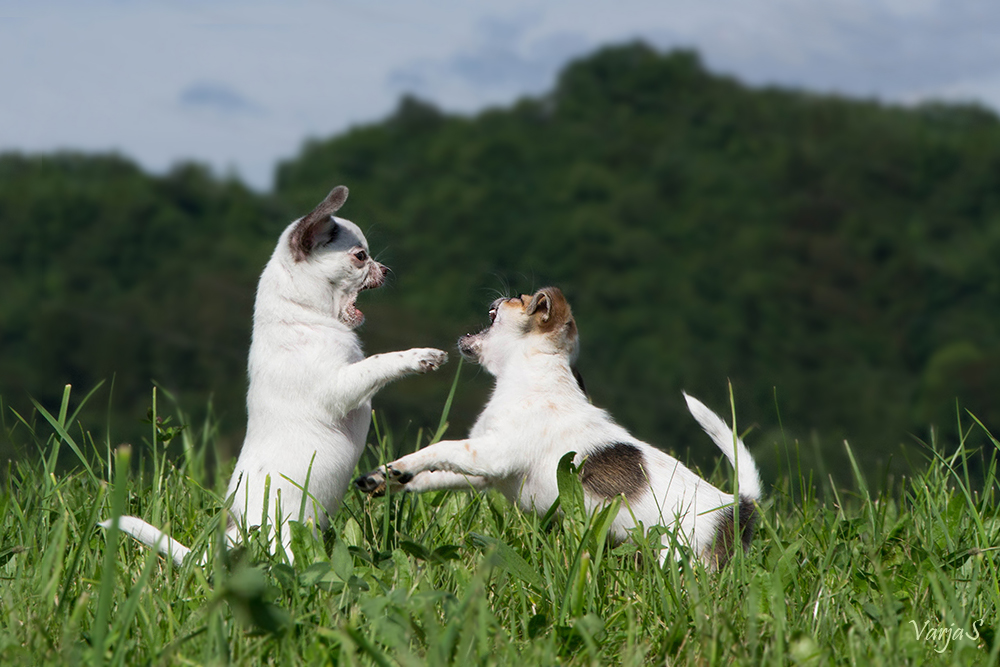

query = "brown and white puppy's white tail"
[
  {"left": 682, "top": 392, "right": 762, "bottom": 500},
  {"left": 683, "top": 392, "right": 762, "bottom": 568},
  {"left": 98, "top": 516, "right": 201, "bottom": 567}
]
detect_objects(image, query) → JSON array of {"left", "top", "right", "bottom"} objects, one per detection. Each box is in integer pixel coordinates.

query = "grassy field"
[{"left": 1, "top": 384, "right": 999, "bottom": 666}]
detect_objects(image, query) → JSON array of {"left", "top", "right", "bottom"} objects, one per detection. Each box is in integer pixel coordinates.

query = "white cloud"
[
  {"left": 1, "top": 0, "right": 999, "bottom": 190},
  {"left": 648, "top": 0, "right": 1000, "bottom": 102},
  {"left": 388, "top": 15, "right": 592, "bottom": 110}
]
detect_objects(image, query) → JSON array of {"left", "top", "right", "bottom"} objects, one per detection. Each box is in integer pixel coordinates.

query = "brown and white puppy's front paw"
[
  {"left": 385, "top": 463, "right": 415, "bottom": 485},
  {"left": 354, "top": 468, "right": 387, "bottom": 496},
  {"left": 354, "top": 466, "right": 413, "bottom": 496},
  {"left": 405, "top": 348, "right": 448, "bottom": 374}
]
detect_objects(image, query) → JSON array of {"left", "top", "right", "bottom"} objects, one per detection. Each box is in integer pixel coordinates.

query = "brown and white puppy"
[
  {"left": 102, "top": 186, "right": 448, "bottom": 565},
  {"left": 355, "top": 287, "right": 761, "bottom": 567}
]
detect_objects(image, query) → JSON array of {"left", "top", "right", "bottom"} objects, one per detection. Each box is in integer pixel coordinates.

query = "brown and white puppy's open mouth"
[{"left": 357, "top": 286, "right": 762, "bottom": 570}]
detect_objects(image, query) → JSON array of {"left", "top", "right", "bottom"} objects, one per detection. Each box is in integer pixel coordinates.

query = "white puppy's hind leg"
[{"left": 99, "top": 516, "right": 198, "bottom": 567}]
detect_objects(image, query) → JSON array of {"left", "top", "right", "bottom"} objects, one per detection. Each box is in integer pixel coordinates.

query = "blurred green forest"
[{"left": 4, "top": 43, "right": 1000, "bottom": 484}]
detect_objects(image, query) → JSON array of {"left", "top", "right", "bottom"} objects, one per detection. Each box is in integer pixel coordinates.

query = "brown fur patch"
[
  {"left": 707, "top": 496, "right": 757, "bottom": 569},
  {"left": 564, "top": 317, "right": 577, "bottom": 340},
  {"left": 527, "top": 287, "right": 573, "bottom": 335},
  {"left": 580, "top": 442, "right": 647, "bottom": 502}
]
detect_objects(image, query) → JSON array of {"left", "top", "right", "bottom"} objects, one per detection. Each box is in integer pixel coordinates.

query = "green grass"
[{"left": 1, "top": 384, "right": 999, "bottom": 666}]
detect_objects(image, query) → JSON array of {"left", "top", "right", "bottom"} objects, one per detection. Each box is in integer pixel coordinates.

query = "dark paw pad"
[
  {"left": 354, "top": 473, "right": 385, "bottom": 496},
  {"left": 385, "top": 466, "right": 414, "bottom": 485}
]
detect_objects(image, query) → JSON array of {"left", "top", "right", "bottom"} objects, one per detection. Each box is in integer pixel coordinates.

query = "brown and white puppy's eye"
[{"left": 488, "top": 307, "right": 498, "bottom": 324}]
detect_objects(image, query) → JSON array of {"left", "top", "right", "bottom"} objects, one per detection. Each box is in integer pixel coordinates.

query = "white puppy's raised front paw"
[{"left": 406, "top": 348, "right": 448, "bottom": 374}]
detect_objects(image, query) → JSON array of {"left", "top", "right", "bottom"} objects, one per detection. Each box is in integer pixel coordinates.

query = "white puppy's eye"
[
  {"left": 488, "top": 307, "right": 497, "bottom": 324},
  {"left": 353, "top": 249, "right": 368, "bottom": 262}
]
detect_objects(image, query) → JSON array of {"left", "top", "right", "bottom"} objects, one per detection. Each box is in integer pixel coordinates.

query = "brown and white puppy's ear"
[
  {"left": 525, "top": 287, "right": 580, "bottom": 359},
  {"left": 289, "top": 185, "right": 350, "bottom": 262},
  {"left": 525, "top": 289, "right": 551, "bottom": 321}
]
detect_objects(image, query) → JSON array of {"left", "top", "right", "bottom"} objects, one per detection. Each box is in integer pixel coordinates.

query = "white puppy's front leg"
[{"left": 329, "top": 348, "right": 447, "bottom": 418}]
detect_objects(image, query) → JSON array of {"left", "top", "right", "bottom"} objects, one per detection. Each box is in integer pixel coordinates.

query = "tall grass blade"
[
  {"left": 91, "top": 445, "right": 131, "bottom": 662},
  {"left": 31, "top": 395, "right": 95, "bottom": 480},
  {"left": 432, "top": 357, "right": 464, "bottom": 443}
]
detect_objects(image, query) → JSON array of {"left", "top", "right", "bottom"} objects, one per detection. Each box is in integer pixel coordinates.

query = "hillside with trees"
[{"left": 4, "top": 43, "right": 1000, "bottom": 483}]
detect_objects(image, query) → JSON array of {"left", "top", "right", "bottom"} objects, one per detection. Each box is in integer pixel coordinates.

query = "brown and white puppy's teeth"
[{"left": 457, "top": 296, "right": 508, "bottom": 362}]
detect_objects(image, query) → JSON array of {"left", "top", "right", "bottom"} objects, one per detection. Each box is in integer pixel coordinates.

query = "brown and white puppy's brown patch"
[
  {"left": 580, "top": 442, "right": 647, "bottom": 503},
  {"left": 102, "top": 185, "right": 448, "bottom": 566},
  {"left": 355, "top": 287, "right": 762, "bottom": 568}
]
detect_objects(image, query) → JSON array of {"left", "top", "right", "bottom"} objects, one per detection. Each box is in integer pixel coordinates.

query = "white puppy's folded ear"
[
  {"left": 290, "top": 185, "right": 350, "bottom": 262},
  {"left": 525, "top": 291, "right": 551, "bottom": 321}
]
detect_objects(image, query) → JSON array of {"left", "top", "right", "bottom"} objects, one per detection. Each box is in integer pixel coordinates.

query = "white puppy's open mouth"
[
  {"left": 341, "top": 292, "right": 364, "bottom": 328},
  {"left": 340, "top": 262, "right": 385, "bottom": 328},
  {"left": 341, "top": 274, "right": 381, "bottom": 328}
]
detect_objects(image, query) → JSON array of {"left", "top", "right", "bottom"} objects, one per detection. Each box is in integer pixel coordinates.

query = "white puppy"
[
  {"left": 103, "top": 185, "right": 448, "bottom": 565},
  {"left": 355, "top": 287, "right": 761, "bottom": 568}
]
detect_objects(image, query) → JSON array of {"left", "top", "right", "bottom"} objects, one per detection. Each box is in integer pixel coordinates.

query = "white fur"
[
  {"left": 101, "top": 186, "right": 447, "bottom": 565},
  {"left": 357, "top": 288, "right": 762, "bottom": 566}
]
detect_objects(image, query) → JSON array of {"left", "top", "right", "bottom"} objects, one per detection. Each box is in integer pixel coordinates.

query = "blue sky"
[{"left": 3, "top": 0, "right": 1000, "bottom": 189}]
